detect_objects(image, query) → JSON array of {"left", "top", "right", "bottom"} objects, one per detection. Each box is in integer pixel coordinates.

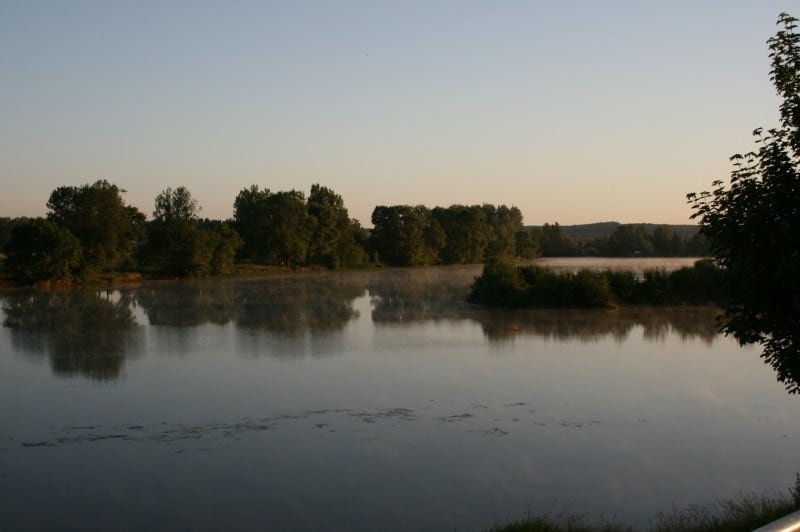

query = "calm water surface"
[{"left": 1, "top": 259, "right": 798, "bottom": 531}]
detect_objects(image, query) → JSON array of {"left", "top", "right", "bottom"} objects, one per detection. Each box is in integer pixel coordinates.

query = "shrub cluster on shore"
[{"left": 469, "top": 259, "right": 727, "bottom": 308}]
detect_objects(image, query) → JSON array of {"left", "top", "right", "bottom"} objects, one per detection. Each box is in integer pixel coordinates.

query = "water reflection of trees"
[
  {"left": 2, "top": 290, "right": 142, "bottom": 380},
  {"left": 234, "top": 276, "right": 363, "bottom": 336},
  {"left": 0, "top": 267, "right": 727, "bottom": 378},
  {"left": 475, "top": 306, "right": 720, "bottom": 344},
  {"left": 368, "top": 267, "right": 477, "bottom": 323},
  {"left": 365, "top": 269, "right": 720, "bottom": 344},
  {"left": 135, "top": 282, "right": 240, "bottom": 327},
  {"left": 133, "top": 275, "right": 364, "bottom": 336}
]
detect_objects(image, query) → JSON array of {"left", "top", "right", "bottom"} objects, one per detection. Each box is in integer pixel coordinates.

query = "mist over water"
[{"left": 1, "top": 259, "right": 797, "bottom": 530}]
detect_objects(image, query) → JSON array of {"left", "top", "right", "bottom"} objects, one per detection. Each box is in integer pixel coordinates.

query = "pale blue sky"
[{"left": 0, "top": 1, "right": 790, "bottom": 225}]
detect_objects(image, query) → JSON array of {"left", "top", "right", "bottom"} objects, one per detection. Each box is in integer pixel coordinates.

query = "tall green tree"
[
  {"left": 605, "top": 225, "right": 653, "bottom": 257},
  {"left": 306, "top": 184, "right": 365, "bottom": 268},
  {"left": 264, "top": 190, "right": 312, "bottom": 266},
  {"left": 199, "top": 219, "right": 244, "bottom": 275},
  {"left": 538, "top": 223, "right": 580, "bottom": 256},
  {"left": 370, "top": 205, "right": 443, "bottom": 266},
  {"left": 233, "top": 186, "right": 311, "bottom": 266},
  {"left": 432, "top": 205, "right": 488, "bottom": 264},
  {"left": 485, "top": 204, "right": 524, "bottom": 257},
  {"left": 153, "top": 186, "right": 199, "bottom": 222},
  {"left": 0, "top": 217, "right": 22, "bottom": 252},
  {"left": 515, "top": 229, "right": 540, "bottom": 259},
  {"left": 233, "top": 185, "right": 273, "bottom": 262},
  {"left": 143, "top": 186, "right": 203, "bottom": 275},
  {"left": 688, "top": 13, "right": 800, "bottom": 393},
  {"left": 651, "top": 226, "right": 675, "bottom": 256},
  {"left": 143, "top": 187, "right": 240, "bottom": 276},
  {"left": 46, "top": 180, "right": 144, "bottom": 272}
]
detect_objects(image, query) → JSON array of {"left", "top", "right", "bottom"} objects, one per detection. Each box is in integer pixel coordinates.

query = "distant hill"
[{"left": 524, "top": 222, "right": 700, "bottom": 242}]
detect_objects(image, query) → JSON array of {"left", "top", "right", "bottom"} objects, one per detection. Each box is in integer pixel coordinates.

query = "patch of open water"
[{"left": 0, "top": 260, "right": 797, "bottom": 530}]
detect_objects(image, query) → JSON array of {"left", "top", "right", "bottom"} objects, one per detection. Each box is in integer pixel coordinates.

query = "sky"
[{"left": 0, "top": 0, "right": 792, "bottom": 226}]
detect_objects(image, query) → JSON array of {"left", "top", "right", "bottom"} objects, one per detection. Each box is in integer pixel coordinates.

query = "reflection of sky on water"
[{"left": 0, "top": 261, "right": 797, "bottom": 531}]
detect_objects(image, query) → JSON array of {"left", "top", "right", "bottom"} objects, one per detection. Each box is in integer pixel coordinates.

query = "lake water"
[{"left": 1, "top": 259, "right": 798, "bottom": 531}]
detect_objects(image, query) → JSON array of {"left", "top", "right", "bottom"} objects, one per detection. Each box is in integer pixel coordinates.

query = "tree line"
[
  {"left": 0, "top": 181, "right": 368, "bottom": 282},
  {"left": 0, "top": 181, "right": 706, "bottom": 283},
  {"left": 518, "top": 222, "right": 708, "bottom": 257}
]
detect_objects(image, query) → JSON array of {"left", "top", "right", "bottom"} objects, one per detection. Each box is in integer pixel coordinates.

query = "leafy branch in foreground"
[{"left": 688, "top": 12, "right": 800, "bottom": 393}]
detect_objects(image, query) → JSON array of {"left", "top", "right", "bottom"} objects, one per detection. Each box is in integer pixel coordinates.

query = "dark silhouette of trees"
[
  {"left": 307, "top": 184, "right": 366, "bottom": 268},
  {"left": 515, "top": 230, "right": 539, "bottom": 259},
  {"left": 142, "top": 187, "right": 241, "bottom": 276},
  {"left": 651, "top": 225, "right": 675, "bottom": 256},
  {"left": 0, "top": 176, "right": 718, "bottom": 284},
  {"left": 0, "top": 217, "right": 22, "bottom": 251},
  {"left": 602, "top": 225, "right": 653, "bottom": 256},
  {"left": 263, "top": 190, "right": 312, "bottom": 266},
  {"left": 46, "top": 180, "right": 144, "bottom": 272},
  {"left": 307, "top": 184, "right": 348, "bottom": 266},
  {"left": 537, "top": 223, "right": 581, "bottom": 256},
  {"left": 469, "top": 258, "right": 727, "bottom": 309},
  {"left": 369, "top": 205, "right": 444, "bottom": 266},
  {"left": 431, "top": 205, "right": 490, "bottom": 264},
  {"left": 142, "top": 186, "right": 205, "bottom": 275},
  {"left": 689, "top": 13, "right": 800, "bottom": 393},
  {"left": 233, "top": 185, "right": 273, "bottom": 262},
  {"left": 527, "top": 223, "right": 707, "bottom": 257},
  {"left": 233, "top": 186, "right": 312, "bottom": 266},
  {"left": 153, "top": 185, "right": 198, "bottom": 222},
  {"left": 198, "top": 219, "right": 244, "bottom": 275},
  {"left": 370, "top": 203, "right": 523, "bottom": 266},
  {"left": 485, "top": 205, "right": 524, "bottom": 257},
  {"left": 4, "top": 218, "right": 82, "bottom": 282}
]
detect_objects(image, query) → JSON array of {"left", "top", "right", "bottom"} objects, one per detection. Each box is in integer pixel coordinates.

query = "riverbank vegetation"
[
  {"left": 490, "top": 475, "right": 800, "bottom": 531},
  {"left": 469, "top": 258, "right": 726, "bottom": 308}
]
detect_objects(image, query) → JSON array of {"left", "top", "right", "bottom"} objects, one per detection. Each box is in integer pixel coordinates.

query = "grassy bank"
[
  {"left": 470, "top": 259, "right": 726, "bottom": 308},
  {"left": 490, "top": 477, "right": 800, "bottom": 531}
]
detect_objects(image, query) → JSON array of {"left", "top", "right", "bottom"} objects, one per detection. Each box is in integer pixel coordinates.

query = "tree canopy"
[
  {"left": 143, "top": 187, "right": 241, "bottom": 276},
  {"left": 46, "top": 180, "right": 144, "bottom": 272},
  {"left": 689, "top": 13, "right": 800, "bottom": 393},
  {"left": 4, "top": 218, "right": 82, "bottom": 283},
  {"left": 307, "top": 184, "right": 366, "bottom": 269},
  {"left": 369, "top": 203, "right": 523, "bottom": 266}
]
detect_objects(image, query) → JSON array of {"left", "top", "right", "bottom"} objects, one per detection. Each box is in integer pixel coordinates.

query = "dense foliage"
[
  {"left": 0, "top": 217, "right": 21, "bottom": 252},
  {"left": 368, "top": 204, "right": 524, "bottom": 266},
  {"left": 369, "top": 205, "right": 445, "bottom": 266},
  {"left": 140, "top": 187, "right": 242, "bottom": 276},
  {"left": 232, "top": 183, "right": 368, "bottom": 269},
  {"left": 4, "top": 218, "right": 82, "bottom": 282},
  {"left": 689, "top": 13, "right": 800, "bottom": 393},
  {"left": 46, "top": 180, "right": 144, "bottom": 272},
  {"left": 520, "top": 222, "right": 708, "bottom": 257},
  {"left": 307, "top": 184, "right": 366, "bottom": 269},
  {"left": 0, "top": 179, "right": 707, "bottom": 284}
]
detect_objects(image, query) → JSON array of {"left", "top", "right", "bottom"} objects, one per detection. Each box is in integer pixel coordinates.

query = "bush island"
[{"left": 469, "top": 259, "right": 727, "bottom": 308}]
